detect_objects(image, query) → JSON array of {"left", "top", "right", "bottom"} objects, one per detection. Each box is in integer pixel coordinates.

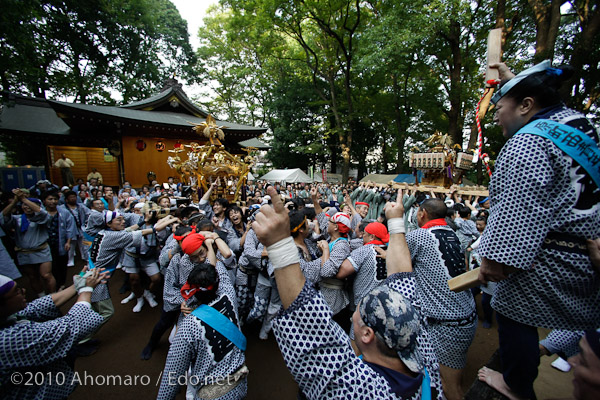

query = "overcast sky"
[
  {"left": 170, "top": 0, "right": 218, "bottom": 50},
  {"left": 168, "top": 0, "right": 219, "bottom": 102}
]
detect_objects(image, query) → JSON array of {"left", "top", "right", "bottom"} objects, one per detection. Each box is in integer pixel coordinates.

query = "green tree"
[{"left": 0, "top": 0, "right": 196, "bottom": 104}]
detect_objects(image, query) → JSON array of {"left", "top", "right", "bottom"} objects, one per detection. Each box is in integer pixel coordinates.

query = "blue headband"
[{"left": 491, "top": 60, "right": 552, "bottom": 104}]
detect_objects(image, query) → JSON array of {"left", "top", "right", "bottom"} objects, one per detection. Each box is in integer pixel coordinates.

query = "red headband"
[
  {"left": 181, "top": 233, "right": 206, "bottom": 255},
  {"left": 336, "top": 223, "right": 351, "bottom": 236},
  {"left": 173, "top": 231, "right": 192, "bottom": 242},
  {"left": 365, "top": 222, "right": 389, "bottom": 245},
  {"left": 356, "top": 202, "right": 370, "bottom": 208},
  {"left": 180, "top": 281, "right": 215, "bottom": 300}
]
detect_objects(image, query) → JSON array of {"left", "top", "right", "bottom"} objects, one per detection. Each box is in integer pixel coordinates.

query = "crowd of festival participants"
[{"left": 2, "top": 61, "right": 600, "bottom": 400}]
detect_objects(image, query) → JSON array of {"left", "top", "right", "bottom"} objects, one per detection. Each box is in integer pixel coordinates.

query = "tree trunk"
[
  {"left": 381, "top": 129, "right": 388, "bottom": 174},
  {"left": 528, "top": 0, "right": 564, "bottom": 63},
  {"left": 561, "top": 4, "right": 600, "bottom": 111},
  {"left": 447, "top": 19, "right": 463, "bottom": 148},
  {"left": 396, "top": 136, "right": 407, "bottom": 173}
]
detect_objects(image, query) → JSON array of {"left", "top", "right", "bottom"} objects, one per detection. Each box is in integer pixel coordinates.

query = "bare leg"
[
  {"left": 22, "top": 264, "right": 43, "bottom": 294},
  {"left": 148, "top": 273, "right": 162, "bottom": 293},
  {"left": 439, "top": 364, "right": 464, "bottom": 400},
  {"left": 129, "top": 273, "right": 143, "bottom": 298},
  {"left": 478, "top": 367, "right": 526, "bottom": 400},
  {"left": 38, "top": 262, "right": 56, "bottom": 293}
]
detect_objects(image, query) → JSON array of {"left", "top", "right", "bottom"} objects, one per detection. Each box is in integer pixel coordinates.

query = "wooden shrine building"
[{"left": 0, "top": 79, "right": 266, "bottom": 187}]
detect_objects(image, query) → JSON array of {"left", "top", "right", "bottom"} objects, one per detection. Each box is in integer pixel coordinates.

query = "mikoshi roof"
[{"left": 259, "top": 168, "right": 314, "bottom": 183}]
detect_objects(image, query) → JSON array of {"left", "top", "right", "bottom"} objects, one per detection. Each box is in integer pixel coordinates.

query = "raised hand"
[
  {"left": 489, "top": 62, "right": 516, "bottom": 80},
  {"left": 384, "top": 201, "right": 405, "bottom": 220},
  {"left": 85, "top": 267, "right": 110, "bottom": 288},
  {"left": 253, "top": 186, "right": 290, "bottom": 247},
  {"left": 310, "top": 186, "right": 318, "bottom": 199}
]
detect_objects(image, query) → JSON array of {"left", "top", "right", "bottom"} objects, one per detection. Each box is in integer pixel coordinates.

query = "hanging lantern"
[{"left": 136, "top": 139, "right": 146, "bottom": 151}]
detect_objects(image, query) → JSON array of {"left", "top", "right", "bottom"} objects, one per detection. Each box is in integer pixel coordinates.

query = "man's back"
[{"left": 406, "top": 226, "right": 475, "bottom": 320}]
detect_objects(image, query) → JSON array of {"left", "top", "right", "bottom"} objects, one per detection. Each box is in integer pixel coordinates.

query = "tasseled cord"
[{"left": 474, "top": 79, "right": 500, "bottom": 178}]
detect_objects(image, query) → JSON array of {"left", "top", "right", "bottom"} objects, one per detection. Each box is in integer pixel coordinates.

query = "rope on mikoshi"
[{"left": 474, "top": 79, "right": 500, "bottom": 177}]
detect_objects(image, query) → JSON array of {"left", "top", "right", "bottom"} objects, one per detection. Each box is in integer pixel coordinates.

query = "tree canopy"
[
  {"left": 193, "top": 0, "right": 599, "bottom": 183},
  {"left": 0, "top": 0, "right": 197, "bottom": 104}
]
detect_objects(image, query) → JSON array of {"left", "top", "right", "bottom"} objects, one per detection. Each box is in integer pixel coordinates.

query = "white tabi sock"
[
  {"left": 120, "top": 292, "right": 135, "bottom": 304},
  {"left": 133, "top": 297, "right": 145, "bottom": 313},
  {"left": 143, "top": 290, "right": 158, "bottom": 308}
]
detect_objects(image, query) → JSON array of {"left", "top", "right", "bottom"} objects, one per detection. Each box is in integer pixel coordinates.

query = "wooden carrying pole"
[
  {"left": 485, "top": 28, "right": 502, "bottom": 83},
  {"left": 479, "top": 28, "right": 503, "bottom": 120},
  {"left": 447, "top": 29, "right": 505, "bottom": 293},
  {"left": 360, "top": 181, "right": 489, "bottom": 197},
  {"left": 449, "top": 266, "right": 518, "bottom": 292},
  {"left": 448, "top": 269, "right": 481, "bottom": 292}
]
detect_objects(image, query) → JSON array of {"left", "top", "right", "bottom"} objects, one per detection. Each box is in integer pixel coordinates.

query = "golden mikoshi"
[{"left": 167, "top": 115, "right": 256, "bottom": 202}]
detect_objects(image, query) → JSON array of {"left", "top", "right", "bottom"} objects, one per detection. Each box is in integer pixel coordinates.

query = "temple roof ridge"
[{"left": 120, "top": 78, "right": 210, "bottom": 118}]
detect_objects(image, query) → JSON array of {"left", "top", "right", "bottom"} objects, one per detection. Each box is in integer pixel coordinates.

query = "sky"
[
  {"left": 170, "top": 0, "right": 219, "bottom": 102},
  {"left": 170, "top": 0, "right": 218, "bottom": 51}
]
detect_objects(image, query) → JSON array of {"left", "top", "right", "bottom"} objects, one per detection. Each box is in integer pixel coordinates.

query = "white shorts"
[{"left": 123, "top": 261, "right": 160, "bottom": 276}]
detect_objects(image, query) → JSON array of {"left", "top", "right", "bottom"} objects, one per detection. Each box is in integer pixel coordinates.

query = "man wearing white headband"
[
  {"left": 477, "top": 61, "right": 600, "bottom": 400},
  {"left": 79, "top": 210, "right": 174, "bottom": 353}
]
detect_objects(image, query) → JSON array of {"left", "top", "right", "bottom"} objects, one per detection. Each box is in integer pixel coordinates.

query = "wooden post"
[
  {"left": 485, "top": 28, "right": 502, "bottom": 84},
  {"left": 478, "top": 29, "right": 503, "bottom": 121}
]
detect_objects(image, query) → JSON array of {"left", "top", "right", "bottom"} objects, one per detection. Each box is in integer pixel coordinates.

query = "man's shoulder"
[
  {"left": 406, "top": 227, "right": 434, "bottom": 241},
  {"left": 350, "top": 243, "right": 372, "bottom": 257}
]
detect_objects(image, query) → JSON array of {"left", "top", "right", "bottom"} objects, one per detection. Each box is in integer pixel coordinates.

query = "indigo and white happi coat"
[
  {"left": 158, "top": 262, "right": 246, "bottom": 400},
  {"left": 479, "top": 105, "right": 600, "bottom": 330},
  {"left": 406, "top": 226, "right": 477, "bottom": 369},
  {"left": 89, "top": 229, "right": 143, "bottom": 302},
  {"left": 0, "top": 296, "right": 103, "bottom": 399},
  {"left": 347, "top": 244, "right": 388, "bottom": 307},
  {"left": 271, "top": 272, "right": 444, "bottom": 399}
]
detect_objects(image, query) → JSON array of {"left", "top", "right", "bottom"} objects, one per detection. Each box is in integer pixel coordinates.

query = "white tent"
[{"left": 259, "top": 168, "right": 313, "bottom": 183}]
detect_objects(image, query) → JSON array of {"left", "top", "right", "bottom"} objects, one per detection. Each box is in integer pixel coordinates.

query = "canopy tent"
[
  {"left": 247, "top": 172, "right": 255, "bottom": 181},
  {"left": 259, "top": 168, "right": 313, "bottom": 183},
  {"left": 310, "top": 172, "right": 342, "bottom": 183},
  {"left": 394, "top": 172, "right": 422, "bottom": 183},
  {"left": 238, "top": 138, "right": 271, "bottom": 150}
]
